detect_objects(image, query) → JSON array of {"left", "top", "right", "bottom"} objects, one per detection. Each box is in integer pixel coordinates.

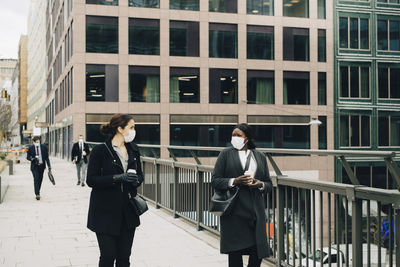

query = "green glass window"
[
  {"left": 390, "top": 21, "right": 400, "bottom": 51},
  {"left": 318, "top": 29, "right": 326, "bottom": 62},
  {"left": 86, "top": 64, "right": 118, "bottom": 102},
  {"left": 252, "top": 125, "right": 310, "bottom": 149},
  {"left": 340, "top": 65, "right": 370, "bottom": 98},
  {"left": 247, "top": 70, "right": 274, "bottom": 104},
  {"left": 129, "top": 66, "right": 160, "bottom": 102},
  {"left": 283, "top": 27, "right": 309, "bottom": 61},
  {"left": 247, "top": 0, "right": 273, "bottom": 15},
  {"left": 378, "top": 19, "right": 400, "bottom": 51},
  {"left": 128, "top": 0, "right": 159, "bottom": 7},
  {"left": 283, "top": 0, "right": 308, "bottom": 18},
  {"left": 209, "top": 68, "right": 238, "bottom": 103},
  {"left": 339, "top": 17, "right": 348, "bottom": 48},
  {"left": 283, "top": 71, "right": 309, "bottom": 105},
  {"left": 339, "top": 17, "right": 369, "bottom": 50},
  {"left": 170, "top": 21, "right": 199, "bottom": 57},
  {"left": 378, "top": 20, "right": 388, "bottom": 50},
  {"left": 247, "top": 25, "right": 274, "bottom": 60},
  {"left": 87, "top": 0, "right": 118, "bottom": 5},
  {"left": 318, "top": 0, "right": 325, "bottom": 19},
  {"left": 209, "top": 0, "right": 237, "bottom": 13},
  {"left": 340, "top": 114, "right": 370, "bottom": 147},
  {"left": 129, "top": 18, "right": 159, "bottom": 55},
  {"left": 378, "top": 67, "right": 389, "bottom": 98},
  {"left": 86, "top": 16, "right": 118, "bottom": 53},
  {"left": 318, "top": 116, "right": 327, "bottom": 149},
  {"left": 378, "top": 66, "right": 400, "bottom": 99},
  {"left": 318, "top": 72, "right": 326, "bottom": 105},
  {"left": 209, "top": 23, "right": 238, "bottom": 58},
  {"left": 170, "top": 0, "right": 199, "bottom": 10},
  {"left": 170, "top": 67, "right": 200, "bottom": 103}
]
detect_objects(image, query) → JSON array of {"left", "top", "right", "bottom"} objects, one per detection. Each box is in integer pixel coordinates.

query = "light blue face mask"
[{"left": 124, "top": 129, "right": 136, "bottom": 143}]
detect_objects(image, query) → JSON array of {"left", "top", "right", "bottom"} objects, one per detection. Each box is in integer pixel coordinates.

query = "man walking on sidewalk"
[
  {"left": 26, "top": 136, "right": 51, "bottom": 200},
  {"left": 71, "top": 135, "right": 90, "bottom": 187}
]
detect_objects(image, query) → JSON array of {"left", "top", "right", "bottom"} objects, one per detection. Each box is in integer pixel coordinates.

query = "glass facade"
[
  {"left": 340, "top": 65, "right": 370, "bottom": 98},
  {"left": 209, "top": 68, "right": 238, "bottom": 103},
  {"left": 170, "top": 21, "right": 199, "bottom": 57},
  {"left": 247, "top": 0, "right": 273, "bottom": 16},
  {"left": 318, "top": 29, "right": 326, "bottom": 62},
  {"left": 378, "top": 113, "right": 400, "bottom": 147},
  {"left": 170, "top": 0, "right": 199, "bottom": 10},
  {"left": 129, "top": 18, "right": 160, "bottom": 55},
  {"left": 339, "top": 17, "right": 369, "bottom": 50},
  {"left": 209, "top": 0, "right": 237, "bottom": 13},
  {"left": 340, "top": 114, "right": 370, "bottom": 147},
  {"left": 128, "top": 0, "right": 159, "bottom": 7},
  {"left": 283, "top": 71, "right": 309, "bottom": 105},
  {"left": 252, "top": 125, "right": 310, "bottom": 149},
  {"left": 377, "top": 19, "right": 400, "bottom": 51},
  {"left": 247, "top": 70, "right": 274, "bottom": 104},
  {"left": 129, "top": 66, "right": 160, "bottom": 102},
  {"left": 378, "top": 66, "right": 400, "bottom": 99},
  {"left": 87, "top": 0, "right": 118, "bottom": 5},
  {"left": 247, "top": 25, "right": 274, "bottom": 60},
  {"left": 283, "top": 27, "right": 309, "bottom": 61},
  {"left": 86, "top": 16, "right": 118, "bottom": 53},
  {"left": 318, "top": 72, "right": 326, "bottom": 105},
  {"left": 170, "top": 67, "right": 200, "bottom": 103},
  {"left": 209, "top": 23, "right": 237, "bottom": 58},
  {"left": 86, "top": 64, "right": 118, "bottom": 102},
  {"left": 283, "top": 0, "right": 308, "bottom": 18}
]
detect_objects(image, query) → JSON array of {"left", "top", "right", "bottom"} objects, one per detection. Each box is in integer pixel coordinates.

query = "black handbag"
[
  {"left": 129, "top": 193, "right": 148, "bottom": 216},
  {"left": 210, "top": 152, "right": 252, "bottom": 216},
  {"left": 48, "top": 170, "right": 55, "bottom": 185}
]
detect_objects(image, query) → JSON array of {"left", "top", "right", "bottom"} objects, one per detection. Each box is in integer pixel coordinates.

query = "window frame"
[
  {"left": 339, "top": 113, "right": 371, "bottom": 148},
  {"left": 378, "top": 112, "right": 400, "bottom": 147},
  {"left": 338, "top": 15, "right": 370, "bottom": 51},
  {"left": 377, "top": 17, "right": 400, "bottom": 52},
  {"left": 339, "top": 64, "right": 371, "bottom": 100}
]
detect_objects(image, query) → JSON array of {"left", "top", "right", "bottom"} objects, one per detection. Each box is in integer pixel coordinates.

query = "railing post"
[
  {"left": 155, "top": 160, "right": 160, "bottom": 209},
  {"left": 394, "top": 204, "right": 400, "bottom": 267},
  {"left": 349, "top": 187, "right": 362, "bottom": 267},
  {"left": 173, "top": 163, "right": 178, "bottom": 218},
  {"left": 274, "top": 176, "right": 285, "bottom": 266},
  {"left": 196, "top": 167, "right": 203, "bottom": 231}
]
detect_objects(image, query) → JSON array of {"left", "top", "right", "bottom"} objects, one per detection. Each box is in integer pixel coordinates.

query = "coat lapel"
[
  {"left": 230, "top": 148, "right": 245, "bottom": 175},
  {"left": 105, "top": 139, "right": 124, "bottom": 172}
]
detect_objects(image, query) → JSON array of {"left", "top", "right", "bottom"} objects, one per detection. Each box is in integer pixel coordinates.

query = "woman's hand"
[
  {"left": 233, "top": 174, "right": 253, "bottom": 186},
  {"left": 248, "top": 179, "right": 264, "bottom": 189}
]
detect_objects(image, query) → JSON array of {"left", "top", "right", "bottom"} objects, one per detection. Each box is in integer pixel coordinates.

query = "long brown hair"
[{"left": 100, "top": 114, "right": 133, "bottom": 136}]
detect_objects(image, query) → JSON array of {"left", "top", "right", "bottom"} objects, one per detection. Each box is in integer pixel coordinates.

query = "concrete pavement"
[{"left": 0, "top": 156, "right": 272, "bottom": 267}]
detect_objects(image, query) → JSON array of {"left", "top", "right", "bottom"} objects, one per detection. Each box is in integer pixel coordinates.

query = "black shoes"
[
  {"left": 35, "top": 195, "right": 40, "bottom": 200},
  {"left": 81, "top": 183, "right": 85, "bottom": 187},
  {"left": 77, "top": 182, "right": 80, "bottom": 186}
]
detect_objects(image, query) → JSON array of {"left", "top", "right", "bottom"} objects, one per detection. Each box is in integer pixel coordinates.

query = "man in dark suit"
[
  {"left": 26, "top": 136, "right": 51, "bottom": 200},
  {"left": 71, "top": 135, "right": 90, "bottom": 187}
]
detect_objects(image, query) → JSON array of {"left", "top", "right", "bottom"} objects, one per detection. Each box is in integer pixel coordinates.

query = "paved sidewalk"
[{"left": 0, "top": 156, "right": 272, "bottom": 267}]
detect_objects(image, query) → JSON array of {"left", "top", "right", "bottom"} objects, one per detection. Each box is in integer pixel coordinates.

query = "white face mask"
[
  {"left": 34, "top": 142, "right": 40, "bottom": 147},
  {"left": 231, "top": 136, "right": 246, "bottom": 150},
  {"left": 124, "top": 129, "right": 136, "bottom": 143},
  {"left": 79, "top": 138, "right": 83, "bottom": 142}
]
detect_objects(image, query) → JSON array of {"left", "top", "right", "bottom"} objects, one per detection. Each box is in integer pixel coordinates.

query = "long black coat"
[
  {"left": 211, "top": 147, "right": 272, "bottom": 258},
  {"left": 26, "top": 144, "right": 51, "bottom": 171},
  {"left": 71, "top": 142, "right": 90, "bottom": 163},
  {"left": 86, "top": 138, "right": 144, "bottom": 236}
]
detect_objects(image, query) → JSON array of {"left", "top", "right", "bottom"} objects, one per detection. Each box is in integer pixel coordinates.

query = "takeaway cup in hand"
[{"left": 244, "top": 170, "right": 254, "bottom": 185}]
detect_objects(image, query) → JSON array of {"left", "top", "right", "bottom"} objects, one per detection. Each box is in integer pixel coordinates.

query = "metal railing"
[{"left": 88, "top": 142, "right": 400, "bottom": 266}]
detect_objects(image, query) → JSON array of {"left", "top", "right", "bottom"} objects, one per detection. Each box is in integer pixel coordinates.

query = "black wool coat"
[
  {"left": 26, "top": 144, "right": 51, "bottom": 171},
  {"left": 71, "top": 142, "right": 90, "bottom": 163},
  {"left": 211, "top": 147, "right": 272, "bottom": 259},
  {"left": 86, "top": 138, "right": 144, "bottom": 236}
]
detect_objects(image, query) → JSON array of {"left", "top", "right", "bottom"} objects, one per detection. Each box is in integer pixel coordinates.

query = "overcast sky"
[{"left": 0, "top": 0, "right": 31, "bottom": 59}]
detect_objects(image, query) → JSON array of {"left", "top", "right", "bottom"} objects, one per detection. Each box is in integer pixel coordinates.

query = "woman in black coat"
[
  {"left": 211, "top": 123, "right": 272, "bottom": 267},
  {"left": 87, "top": 114, "right": 144, "bottom": 267}
]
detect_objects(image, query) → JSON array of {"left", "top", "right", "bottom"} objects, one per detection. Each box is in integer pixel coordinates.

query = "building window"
[
  {"left": 86, "top": 64, "right": 118, "bottom": 102},
  {"left": 377, "top": 19, "right": 400, "bottom": 51},
  {"left": 170, "top": 21, "right": 199, "bottom": 57},
  {"left": 86, "top": 16, "right": 118, "bottom": 53},
  {"left": 318, "top": 116, "right": 327, "bottom": 149},
  {"left": 86, "top": 0, "right": 118, "bottom": 5},
  {"left": 340, "top": 114, "right": 370, "bottom": 147},
  {"left": 379, "top": 113, "right": 400, "bottom": 147},
  {"left": 209, "top": 23, "right": 237, "bottom": 58},
  {"left": 247, "top": 25, "right": 274, "bottom": 60},
  {"left": 252, "top": 125, "right": 310, "bottom": 149},
  {"left": 283, "top": 71, "right": 309, "bottom": 105},
  {"left": 378, "top": 66, "right": 400, "bottom": 99},
  {"left": 247, "top": 0, "right": 273, "bottom": 15},
  {"left": 247, "top": 70, "right": 274, "bottom": 104},
  {"left": 209, "top": 0, "right": 237, "bottom": 13},
  {"left": 283, "top": 0, "right": 308, "bottom": 18},
  {"left": 129, "top": 66, "right": 160, "bottom": 102},
  {"left": 170, "top": 67, "right": 200, "bottom": 103},
  {"left": 170, "top": 0, "right": 199, "bottom": 10},
  {"left": 128, "top": 0, "right": 159, "bottom": 7},
  {"left": 318, "top": 29, "right": 326, "bottom": 62},
  {"left": 318, "top": 72, "right": 326, "bottom": 105},
  {"left": 339, "top": 17, "right": 369, "bottom": 50},
  {"left": 129, "top": 18, "right": 159, "bottom": 55},
  {"left": 209, "top": 68, "right": 238, "bottom": 104},
  {"left": 340, "top": 65, "right": 370, "bottom": 98},
  {"left": 283, "top": 27, "right": 309, "bottom": 61},
  {"left": 377, "top": 0, "right": 400, "bottom": 3},
  {"left": 318, "top": 0, "right": 325, "bottom": 19}
]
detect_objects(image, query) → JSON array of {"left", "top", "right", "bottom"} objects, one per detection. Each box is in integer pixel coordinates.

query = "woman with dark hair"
[
  {"left": 86, "top": 114, "right": 143, "bottom": 267},
  {"left": 211, "top": 123, "right": 272, "bottom": 267}
]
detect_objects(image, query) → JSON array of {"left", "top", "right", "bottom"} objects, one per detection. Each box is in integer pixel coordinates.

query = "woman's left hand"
[{"left": 248, "top": 179, "right": 264, "bottom": 189}]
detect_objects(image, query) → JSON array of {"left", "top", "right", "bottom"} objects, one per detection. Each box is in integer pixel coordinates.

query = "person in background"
[
  {"left": 26, "top": 136, "right": 52, "bottom": 200},
  {"left": 71, "top": 134, "right": 90, "bottom": 186},
  {"left": 87, "top": 114, "right": 143, "bottom": 267},
  {"left": 211, "top": 123, "right": 273, "bottom": 267}
]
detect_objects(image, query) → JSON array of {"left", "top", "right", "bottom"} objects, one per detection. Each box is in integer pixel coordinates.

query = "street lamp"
[{"left": 309, "top": 118, "right": 322, "bottom": 126}]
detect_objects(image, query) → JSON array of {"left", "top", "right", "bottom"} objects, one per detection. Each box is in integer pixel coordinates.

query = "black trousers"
[
  {"left": 32, "top": 165, "right": 45, "bottom": 195},
  {"left": 95, "top": 219, "right": 136, "bottom": 267},
  {"left": 228, "top": 245, "right": 262, "bottom": 267}
]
